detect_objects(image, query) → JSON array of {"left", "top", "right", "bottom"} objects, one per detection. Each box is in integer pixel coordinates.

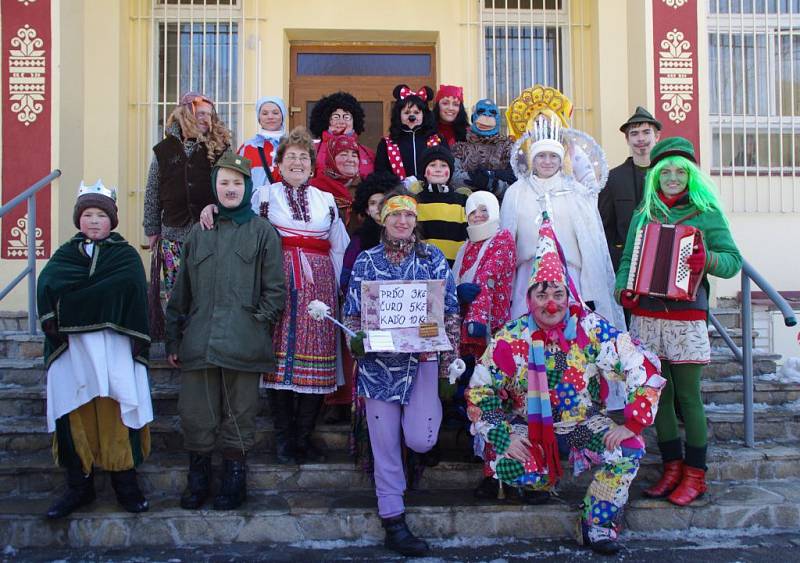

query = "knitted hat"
[
  {"left": 434, "top": 84, "right": 464, "bottom": 103},
  {"left": 649, "top": 136, "right": 696, "bottom": 168},
  {"left": 420, "top": 144, "right": 455, "bottom": 179},
  {"left": 528, "top": 214, "right": 567, "bottom": 290},
  {"left": 619, "top": 106, "right": 662, "bottom": 133},
  {"left": 73, "top": 179, "right": 119, "bottom": 230}
]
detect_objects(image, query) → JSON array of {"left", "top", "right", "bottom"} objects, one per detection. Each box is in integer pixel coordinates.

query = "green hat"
[
  {"left": 619, "top": 106, "right": 662, "bottom": 133},
  {"left": 215, "top": 150, "right": 251, "bottom": 177},
  {"left": 649, "top": 136, "right": 696, "bottom": 168}
]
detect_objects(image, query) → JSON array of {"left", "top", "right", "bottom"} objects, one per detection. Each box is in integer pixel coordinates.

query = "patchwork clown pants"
[{"left": 487, "top": 414, "right": 644, "bottom": 541}]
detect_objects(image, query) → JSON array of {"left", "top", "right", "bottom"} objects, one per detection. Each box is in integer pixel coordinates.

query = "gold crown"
[{"left": 505, "top": 85, "right": 574, "bottom": 139}]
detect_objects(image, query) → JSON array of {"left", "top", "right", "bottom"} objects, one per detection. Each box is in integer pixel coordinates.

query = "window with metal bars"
[
  {"left": 479, "top": 0, "right": 569, "bottom": 118},
  {"left": 708, "top": 0, "right": 800, "bottom": 174},
  {"left": 156, "top": 21, "right": 239, "bottom": 140}
]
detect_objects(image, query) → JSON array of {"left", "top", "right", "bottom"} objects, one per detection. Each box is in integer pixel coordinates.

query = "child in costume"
[
  {"left": 410, "top": 144, "right": 469, "bottom": 266},
  {"left": 38, "top": 180, "right": 153, "bottom": 519},
  {"left": 375, "top": 84, "right": 443, "bottom": 182},
  {"left": 166, "top": 151, "right": 286, "bottom": 511},
  {"left": 452, "top": 99, "right": 517, "bottom": 200},
  {"left": 466, "top": 214, "right": 664, "bottom": 555},
  {"left": 615, "top": 137, "right": 742, "bottom": 506}
]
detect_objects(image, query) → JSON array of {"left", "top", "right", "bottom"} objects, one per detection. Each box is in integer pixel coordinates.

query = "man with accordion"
[{"left": 615, "top": 137, "right": 742, "bottom": 507}]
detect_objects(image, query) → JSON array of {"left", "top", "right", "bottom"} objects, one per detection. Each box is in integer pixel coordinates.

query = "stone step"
[
  {"left": 3, "top": 443, "right": 797, "bottom": 498},
  {"left": 1, "top": 479, "right": 798, "bottom": 549},
  {"left": 708, "top": 327, "right": 758, "bottom": 348},
  {"left": 703, "top": 349, "right": 781, "bottom": 380},
  {"left": 1, "top": 403, "right": 797, "bottom": 455},
  {"left": 710, "top": 307, "right": 742, "bottom": 330},
  {"left": 3, "top": 373, "right": 795, "bottom": 418}
]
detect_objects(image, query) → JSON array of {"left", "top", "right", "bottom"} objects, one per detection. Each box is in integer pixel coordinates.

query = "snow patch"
[
  {"left": 778, "top": 357, "right": 800, "bottom": 382},
  {"left": 430, "top": 536, "right": 516, "bottom": 549},
  {"left": 287, "top": 538, "right": 378, "bottom": 550},
  {"left": 3, "top": 545, "right": 16, "bottom": 556}
]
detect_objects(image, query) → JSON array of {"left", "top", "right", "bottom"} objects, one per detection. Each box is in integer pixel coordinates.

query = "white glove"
[{"left": 447, "top": 358, "right": 466, "bottom": 384}]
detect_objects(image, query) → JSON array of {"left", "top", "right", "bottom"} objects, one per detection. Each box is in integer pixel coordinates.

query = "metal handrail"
[
  {"left": 708, "top": 259, "right": 797, "bottom": 448},
  {"left": 0, "top": 169, "right": 61, "bottom": 335}
]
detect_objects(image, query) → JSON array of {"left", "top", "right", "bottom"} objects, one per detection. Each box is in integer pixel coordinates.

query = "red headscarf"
[{"left": 325, "top": 134, "right": 360, "bottom": 182}]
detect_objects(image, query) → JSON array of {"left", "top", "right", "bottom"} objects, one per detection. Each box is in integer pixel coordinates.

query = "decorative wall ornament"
[
  {"left": 8, "top": 24, "right": 45, "bottom": 126},
  {"left": 662, "top": 0, "right": 688, "bottom": 8},
  {"left": 6, "top": 213, "right": 44, "bottom": 258},
  {"left": 658, "top": 29, "right": 693, "bottom": 124}
]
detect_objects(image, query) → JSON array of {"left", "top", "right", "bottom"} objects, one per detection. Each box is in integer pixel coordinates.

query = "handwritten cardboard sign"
[
  {"left": 361, "top": 279, "right": 451, "bottom": 353},
  {"left": 378, "top": 282, "right": 428, "bottom": 329}
]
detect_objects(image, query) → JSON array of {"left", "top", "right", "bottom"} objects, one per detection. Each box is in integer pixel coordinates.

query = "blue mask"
[{"left": 470, "top": 99, "right": 500, "bottom": 137}]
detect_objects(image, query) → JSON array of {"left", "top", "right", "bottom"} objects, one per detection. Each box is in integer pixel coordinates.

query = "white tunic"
[
  {"left": 46, "top": 329, "right": 153, "bottom": 432},
  {"left": 252, "top": 182, "right": 349, "bottom": 285},
  {"left": 500, "top": 172, "right": 625, "bottom": 329}
]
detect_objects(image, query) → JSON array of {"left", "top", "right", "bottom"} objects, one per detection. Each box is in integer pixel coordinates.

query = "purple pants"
[{"left": 365, "top": 361, "right": 442, "bottom": 518}]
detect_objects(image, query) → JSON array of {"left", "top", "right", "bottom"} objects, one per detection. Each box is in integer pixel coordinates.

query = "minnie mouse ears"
[{"left": 392, "top": 84, "right": 434, "bottom": 104}]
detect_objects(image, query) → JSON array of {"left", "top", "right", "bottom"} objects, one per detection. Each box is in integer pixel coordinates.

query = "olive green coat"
[{"left": 165, "top": 216, "right": 286, "bottom": 372}]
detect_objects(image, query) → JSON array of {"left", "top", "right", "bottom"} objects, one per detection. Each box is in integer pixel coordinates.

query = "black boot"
[
  {"left": 213, "top": 450, "right": 247, "bottom": 510},
  {"left": 271, "top": 390, "right": 296, "bottom": 464},
  {"left": 46, "top": 466, "right": 95, "bottom": 519},
  {"left": 473, "top": 476, "right": 499, "bottom": 499},
  {"left": 110, "top": 469, "right": 149, "bottom": 513},
  {"left": 180, "top": 452, "right": 212, "bottom": 510},
  {"left": 381, "top": 513, "right": 430, "bottom": 557},
  {"left": 295, "top": 393, "right": 326, "bottom": 464}
]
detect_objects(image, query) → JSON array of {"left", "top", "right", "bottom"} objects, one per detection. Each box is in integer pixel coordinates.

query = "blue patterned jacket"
[{"left": 344, "top": 242, "right": 458, "bottom": 404}]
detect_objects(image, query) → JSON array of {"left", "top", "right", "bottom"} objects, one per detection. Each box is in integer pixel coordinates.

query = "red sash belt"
[{"left": 281, "top": 236, "right": 331, "bottom": 289}]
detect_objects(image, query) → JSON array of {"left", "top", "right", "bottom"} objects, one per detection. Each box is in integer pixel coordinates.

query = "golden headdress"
[{"left": 505, "top": 85, "right": 574, "bottom": 139}]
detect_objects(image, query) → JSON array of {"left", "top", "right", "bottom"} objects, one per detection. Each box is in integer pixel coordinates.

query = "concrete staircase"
[{"left": 0, "top": 306, "right": 798, "bottom": 550}]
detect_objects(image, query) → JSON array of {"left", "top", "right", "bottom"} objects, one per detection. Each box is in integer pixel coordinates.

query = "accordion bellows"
[{"left": 626, "top": 223, "right": 704, "bottom": 301}]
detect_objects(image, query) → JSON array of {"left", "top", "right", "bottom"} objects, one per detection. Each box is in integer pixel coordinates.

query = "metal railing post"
[
  {"left": 26, "top": 194, "right": 37, "bottom": 335},
  {"left": 741, "top": 274, "right": 754, "bottom": 447}
]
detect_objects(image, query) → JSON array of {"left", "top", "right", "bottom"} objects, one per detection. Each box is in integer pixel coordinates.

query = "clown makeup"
[
  {"left": 193, "top": 101, "right": 213, "bottom": 135},
  {"left": 659, "top": 163, "right": 689, "bottom": 197},
  {"left": 425, "top": 159, "right": 451, "bottom": 185},
  {"left": 215, "top": 167, "right": 246, "bottom": 208},
  {"left": 79, "top": 208, "right": 112, "bottom": 241},
  {"left": 467, "top": 205, "right": 489, "bottom": 226},
  {"left": 532, "top": 151, "right": 562, "bottom": 179},
  {"left": 329, "top": 109, "right": 354, "bottom": 135},
  {"left": 259, "top": 102, "right": 283, "bottom": 132},
  {"left": 400, "top": 103, "right": 423, "bottom": 128},
  {"left": 366, "top": 193, "right": 385, "bottom": 222},
  {"left": 527, "top": 282, "right": 569, "bottom": 329},
  {"left": 438, "top": 97, "right": 460, "bottom": 123},
  {"left": 384, "top": 210, "right": 416, "bottom": 240},
  {"left": 334, "top": 149, "right": 359, "bottom": 178}
]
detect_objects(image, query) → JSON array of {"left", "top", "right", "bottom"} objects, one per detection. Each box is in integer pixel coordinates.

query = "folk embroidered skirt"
[{"left": 262, "top": 250, "right": 337, "bottom": 394}]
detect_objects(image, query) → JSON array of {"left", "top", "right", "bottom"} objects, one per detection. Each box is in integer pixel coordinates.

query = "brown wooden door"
[{"left": 289, "top": 45, "right": 437, "bottom": 155}]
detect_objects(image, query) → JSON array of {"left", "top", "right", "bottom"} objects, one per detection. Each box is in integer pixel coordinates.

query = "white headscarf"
[
  {"left": 255, "top": 96, "right": 287, "bottom": 146},
  {"left": 465, "top": 191, "right": 500, "bottom": 242}
]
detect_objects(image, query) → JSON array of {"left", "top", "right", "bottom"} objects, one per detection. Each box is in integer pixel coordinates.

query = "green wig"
[{"left": 638, "top": 155, "right": 727, "bottom": 228}]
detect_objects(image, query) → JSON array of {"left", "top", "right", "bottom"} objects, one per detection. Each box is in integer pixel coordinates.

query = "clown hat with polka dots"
[{"left": 528, "top": 212, "right": 567, "bottom": 288}]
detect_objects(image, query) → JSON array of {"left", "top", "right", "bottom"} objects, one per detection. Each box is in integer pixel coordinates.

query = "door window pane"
[{"left": 296, "top": 53, "right": 431, "bottom": 76}]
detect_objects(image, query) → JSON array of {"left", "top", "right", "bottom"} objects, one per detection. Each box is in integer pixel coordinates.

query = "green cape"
[{"left": 37, "top": 232, "right": 150, "bottom": 367}]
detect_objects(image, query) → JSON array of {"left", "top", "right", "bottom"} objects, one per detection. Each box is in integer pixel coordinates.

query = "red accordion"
[{"left": 626, "top": 223, "right": 704, "bottom": 301}]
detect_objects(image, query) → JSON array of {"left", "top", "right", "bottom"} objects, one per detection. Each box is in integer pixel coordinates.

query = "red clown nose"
[{"left": 545, "top": 301, "right": 559, "bottom": 315}]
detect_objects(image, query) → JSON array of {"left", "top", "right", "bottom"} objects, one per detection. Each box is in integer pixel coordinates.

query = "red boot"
[
  {"left": 668, "top": 466, "right": 707, "bottom": 506},
  {"left": 643, "top": 460, "right": 683, "bottom": 498}
]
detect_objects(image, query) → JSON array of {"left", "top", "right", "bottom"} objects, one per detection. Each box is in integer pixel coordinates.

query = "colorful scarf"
[
  {"left": 527, "top": 314, "right": 563, "bottom": 485},
  {"left": 379, "top": 195, "right": 417, "bottom": 224}
]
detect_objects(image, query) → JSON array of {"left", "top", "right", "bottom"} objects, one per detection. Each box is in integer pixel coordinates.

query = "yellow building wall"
[{"left": 2, "top": 0, "right": 795, "bottom": 312}]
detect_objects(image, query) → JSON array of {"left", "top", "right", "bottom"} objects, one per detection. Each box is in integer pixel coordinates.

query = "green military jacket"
[
  {"left": 165, "top": 216, "right": 286, "bottom": 372},
  {"left": 615, "top": 196, "right": 742, "bottom": 304}
]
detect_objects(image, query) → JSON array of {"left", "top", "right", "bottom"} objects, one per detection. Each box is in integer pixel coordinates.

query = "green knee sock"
[
  {"left": 669, "top": 363, "right": 707, "bottom": 447},
  {"left": 654, "top": 362, "right": 680, "bottom": 442}
]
